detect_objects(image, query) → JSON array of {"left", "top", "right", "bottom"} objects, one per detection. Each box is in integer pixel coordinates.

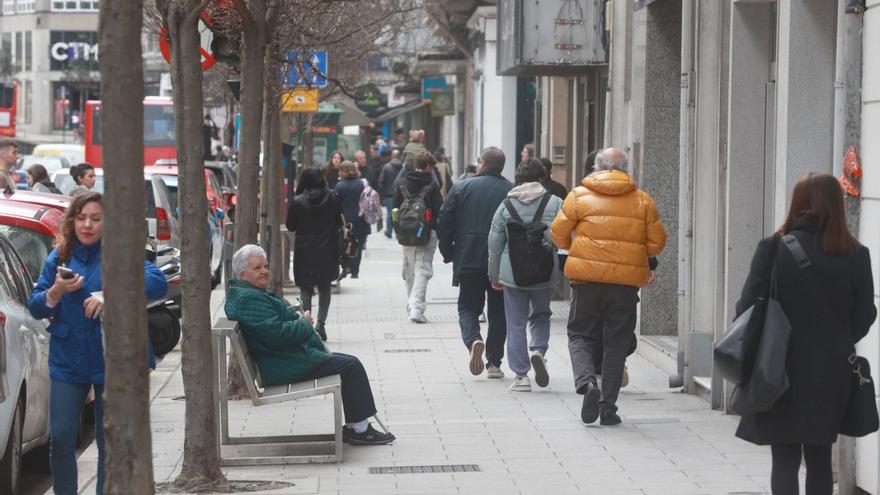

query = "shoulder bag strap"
[
  {"left": 400, "top": 184, "right": 412, "bottom": 201},
  {"left": 781, "top": 234, "right": 812, "bottom": 269},
  {"left": 418, "top": 184, "right": 434, "bottom": 198},
  {"left": 531, "top": 193, "right": 552, "bottom": 224},
  {"left": 503, "top": 199, "right": 525, "bottom": 224}
]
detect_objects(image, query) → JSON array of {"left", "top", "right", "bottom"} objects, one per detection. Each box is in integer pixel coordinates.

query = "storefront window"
[
  {"left": 52, "top": 82, "right": 98, "bottom": 131},
  {"left": 24, "top": 81, "right": 31, "bottom": 124},
  {"left": 13, "top": 32, "right": 21, "bottom": 67}
]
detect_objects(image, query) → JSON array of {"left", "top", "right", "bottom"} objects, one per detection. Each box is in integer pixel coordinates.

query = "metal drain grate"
[
  {"left": 369, "top": 464, "right": 481, "bottom": 475},
  {"left": 384, "top": 348, "right": 432, "bottom": 353}
]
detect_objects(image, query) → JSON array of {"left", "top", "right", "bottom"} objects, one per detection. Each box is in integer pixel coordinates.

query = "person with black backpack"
[
  {"left": 488, "top": 159, "right": 563, "bottom": 392},
  {"left": 393, "top": 152, "right": 443, "bottom": 323}
]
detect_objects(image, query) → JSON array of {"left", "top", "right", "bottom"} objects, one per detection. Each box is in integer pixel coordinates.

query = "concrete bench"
[{"left": 212, "top": 317, "right": 343, "bottom": 465}]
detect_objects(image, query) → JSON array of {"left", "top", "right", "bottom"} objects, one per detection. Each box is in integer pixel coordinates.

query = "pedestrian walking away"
[
  {"left": 286, "top": 167, "right": 344, "bottom": 341},
  {"left": 488, "top": 159, "right": 563, "bottom": 392},
  {"left": 394, "top": 151, "right": 443, "bottom": 323},
  {"left": 379, "top": 149, "right": 404, "bottom": 238},
  {"left": 438, "top": 146, "right": 513, "bottom": 379},
  {"left": 225, "top": 245, "right": 395, "bottom": 446},
  {"left": 551, "top": 148, "right": 667, "bottom": 426},
  {"left": 335, "top": 161, "right": 371, "bottom": 278},
  {"left": 733, "top": 173, "right": 876, "bottom": 495},
  {"left": 27, "top": 192, "right": 168, "bottom": 495}
]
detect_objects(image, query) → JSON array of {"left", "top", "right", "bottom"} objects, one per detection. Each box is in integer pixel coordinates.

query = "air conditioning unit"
[{"left": 497, "top": 0, "right": 609, "bottom": 76}]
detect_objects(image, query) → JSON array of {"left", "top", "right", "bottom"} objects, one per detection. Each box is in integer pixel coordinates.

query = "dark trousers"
[
  {"left": 771, "top": 444, "right": 833, "bottom": 495},
  {"left": 350, "top": 233, "right": 368, "bottom": 276},
  {"left": 567, "top": 282, "right": 638, "bottom": 413},
  {"left": 382, "top": 197, "right": 394, "bottom": 237},
  {"left": 301, "top": 352, "right": 377, "bottom": 423},
  {"left": 457, "top": 273, "right": 506, "bottom": 367},
  {"left": 300, "top": 280, "right": 332, "bottom": 325}
]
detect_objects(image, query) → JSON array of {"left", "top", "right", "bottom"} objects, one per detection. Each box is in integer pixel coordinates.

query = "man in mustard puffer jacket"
[{"left": 551, "top": 148, "right": 667, "bottom": 426}]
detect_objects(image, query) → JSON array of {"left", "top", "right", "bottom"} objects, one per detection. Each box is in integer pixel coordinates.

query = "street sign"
[
  {"left": 431, "top": 91, "right": 455, "bottom": 116},
  {"left": 281, "top": 88, "right": 319, "bottom": 113},
  {"left": 422, "top": 77, "right": 447, "bottom": 103},
  {"left": 285, "top": 50, "right": 329, "bottom": 89}
]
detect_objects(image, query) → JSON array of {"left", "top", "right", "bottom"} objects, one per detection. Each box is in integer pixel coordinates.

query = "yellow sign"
[{"left": 281, "top": 88, "right": 319, "bottom": 113}]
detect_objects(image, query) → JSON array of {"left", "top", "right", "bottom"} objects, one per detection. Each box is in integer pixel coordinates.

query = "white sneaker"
[
  {"left": 530, "top": 351, "right": 549, "bottom": 388},
  {"left": 510, "top": 374, "right": 531, "bottom": 392},
  {"left": 486, "top": 364, "right": 505, "bottom": 379},
  {"left": 409, "top": 313, "right": 427, "bottom": 324}
]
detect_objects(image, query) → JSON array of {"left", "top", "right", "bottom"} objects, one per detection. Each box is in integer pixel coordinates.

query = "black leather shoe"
[
  {"left": 315, "top": 322, "right": 327, "bottom": 342},
  {"left": 581, "top": 381, "right": 600, "bottom": 424},
  {"left": 600, "top": 410, "right": 622, "bottom": 426},
  {"left": 342, "top": 424, "right": 395, "bottom": 445}
]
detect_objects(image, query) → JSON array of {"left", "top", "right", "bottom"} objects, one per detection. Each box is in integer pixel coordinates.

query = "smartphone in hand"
[{"left": 58, "top": 266, "right": 77, "bottom": 280}]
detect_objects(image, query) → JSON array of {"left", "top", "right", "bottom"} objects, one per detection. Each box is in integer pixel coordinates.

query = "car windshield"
[
  {"left": 0, "top": 225, "right": 53, "bottom": 282},
  {"left": 54, "top": 173, "right": 105, "bottom": 195},
  {"left": 18, "top": 156, "right": 68, "bottom": 175}
]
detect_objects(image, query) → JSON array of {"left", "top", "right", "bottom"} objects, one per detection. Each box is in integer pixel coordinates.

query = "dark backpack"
[
  {"left": 504, "top": 194, "right": 555, "bottom": 286},
  {"left": 395, "top": 184, "right": 433, "bottom": 246}
]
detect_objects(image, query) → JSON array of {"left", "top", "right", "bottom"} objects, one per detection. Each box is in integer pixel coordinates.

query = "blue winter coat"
[
  {"left": 28, "top": 241, "right": 168, "bottom": 384},
  {"left": 334, "top": 177, "right": 370, "bottom": 237}
]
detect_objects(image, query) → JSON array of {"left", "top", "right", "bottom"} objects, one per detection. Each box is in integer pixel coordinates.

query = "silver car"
[{"left": 0, "top": 234, "right": 50, "bottom": 494}]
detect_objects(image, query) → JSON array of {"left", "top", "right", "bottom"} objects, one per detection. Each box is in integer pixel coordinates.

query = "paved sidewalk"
[{"left": 65, "top": 235, "right": 772, "bottom": 495}]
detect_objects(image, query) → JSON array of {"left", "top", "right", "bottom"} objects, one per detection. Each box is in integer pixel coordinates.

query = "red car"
[
  {"left": 1, "top": 189, "right": 71, "bottom": 213},
  {"left": 0, "top": 200, "right": 63, "bottom": 282}
]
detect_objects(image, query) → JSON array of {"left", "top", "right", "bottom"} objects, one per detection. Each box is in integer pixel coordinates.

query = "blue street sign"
[{"left": 285, "top": 50, "right": 329, "bottom": 89}]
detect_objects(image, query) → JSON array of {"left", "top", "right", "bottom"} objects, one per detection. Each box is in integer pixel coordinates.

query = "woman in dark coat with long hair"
[
  {"left": 734, "top": 173, "right": 876, "bottom": 494},
  {"left": 286, "top": 167, "right": 343, "bottom": 341},
  {"left": 334, "top": 161, "right": 370, "bottom": 278}
]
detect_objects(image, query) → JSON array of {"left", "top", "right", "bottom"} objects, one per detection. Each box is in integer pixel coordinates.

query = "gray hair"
[
  {"left": 232, "top": 244, "right": 266, "bottom": 278},
  {"left": 594, "top": 148, "right": 629, "bottom": 173}
]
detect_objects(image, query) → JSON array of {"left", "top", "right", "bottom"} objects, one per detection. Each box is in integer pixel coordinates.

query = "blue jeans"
[
  {"left": 50, "top": 380, "right": 104, "bottom": 495},
  {"left": 503, "top": 287, "right": 552, "bottom": 376},
  {"left": 382, "top": 197, "right": 394, "bottom": 237}
]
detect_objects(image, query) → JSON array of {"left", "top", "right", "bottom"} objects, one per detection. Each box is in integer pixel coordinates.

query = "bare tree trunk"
[
  {"left": 98, "top": 0, "right": 154, "bottom": 492},
  {"left": 259, "top": 49, "right": 284, "bottom": 295},
  {"left": 161, "top": 0, "right": 229, "bottom": 489}
]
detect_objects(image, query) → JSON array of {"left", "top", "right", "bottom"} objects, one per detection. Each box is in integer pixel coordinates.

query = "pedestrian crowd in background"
[{"left": 227, "top": 127, "right": 877, "bottom": 495}]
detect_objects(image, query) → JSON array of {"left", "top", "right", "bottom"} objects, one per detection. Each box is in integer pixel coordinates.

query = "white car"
[
  {"left": 15, "top": 155, "right": 70, "bottom": 177},
  {"left": 0, "top": 233, "right": 50, "bottom": 494},
  {"left": 31, "top": 144, "right": 85, "bottom": 166},
  {"left": 51, "top": 168, "right": 105, "bottom": 196}
]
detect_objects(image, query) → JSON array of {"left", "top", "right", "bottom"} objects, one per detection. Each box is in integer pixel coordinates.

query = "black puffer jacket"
[
  {"left": 735, "top": 217, "right": 876, "bottom": 446},
  {"left": 438, "top": 171, "right": 513, "bottom": 285},
  {"left": 286, "top": 188, "right": 342, "bottom": 288}
]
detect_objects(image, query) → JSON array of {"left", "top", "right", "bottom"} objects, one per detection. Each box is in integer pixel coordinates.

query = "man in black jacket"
[
  {"left": 438, "top": 147, "right": 513, "bottom": 379},
  {"left": 379, "top": 149, "right": 403, "bottom": 238},
  {"left": 394, "top": 152, "right": 443, "bottom": 323}
]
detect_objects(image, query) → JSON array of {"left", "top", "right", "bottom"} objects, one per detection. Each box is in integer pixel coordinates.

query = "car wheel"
[
  {"left": 0, "top": 396, "right": 23, "bottom": 494},
  {"left": 148, "top": 306, "right": 181, "bottom": 358}
]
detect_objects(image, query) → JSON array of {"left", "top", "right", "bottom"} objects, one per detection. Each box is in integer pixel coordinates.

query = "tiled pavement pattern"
[{"left": 59, "top": 235, "right": 778, "bottom": 495}]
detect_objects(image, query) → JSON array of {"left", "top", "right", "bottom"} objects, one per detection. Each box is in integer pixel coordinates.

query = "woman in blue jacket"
[
  {"left": 334, "top": 161, "right": 370, "bottom": 278},
  {"left": 28, "top": 192, "right": 167, "bottom": 495}
]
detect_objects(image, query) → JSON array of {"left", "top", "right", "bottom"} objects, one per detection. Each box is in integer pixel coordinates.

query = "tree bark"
[
  {"left": 161, "top": 0, "right": 228, "bottom": 489},
  {"left": 98, "top": 0, "right": 154, "bottom": 492}
]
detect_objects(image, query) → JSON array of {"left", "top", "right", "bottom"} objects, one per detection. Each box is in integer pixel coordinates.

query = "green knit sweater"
[{"left": 224, "top": 279, "right": 328, "bottom": 385}]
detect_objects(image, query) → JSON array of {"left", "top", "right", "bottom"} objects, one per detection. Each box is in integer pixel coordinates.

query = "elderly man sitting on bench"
[{"left": 225, "top": 244, "right": 395, "bottom": 446}]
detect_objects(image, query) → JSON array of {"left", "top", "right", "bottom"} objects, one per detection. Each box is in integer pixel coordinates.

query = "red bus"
[
  {"left": 0, "top": 82, "right": 16, "bottom": 137},
  {"left": 84, "top": 97, "right": 177, "bottom": 166}
]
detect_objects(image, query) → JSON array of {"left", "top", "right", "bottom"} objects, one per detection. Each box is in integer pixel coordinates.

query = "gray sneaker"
[
  {"left": 409, "top": 313, "right": 428, "bottom": 324},
  {"left": 469, "top": 341, "right": 485, "bottom": 376},
  {"left": 530, "top": 351, "right": 549, "bottom": 388},
  {"left": 486, "top": 364, "right": 505, "bottom": 379}
]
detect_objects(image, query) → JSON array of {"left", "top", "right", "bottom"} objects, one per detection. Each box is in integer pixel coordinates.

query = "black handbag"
[{"left": 840, "top": 353, "right": 880, "bottom": 437}]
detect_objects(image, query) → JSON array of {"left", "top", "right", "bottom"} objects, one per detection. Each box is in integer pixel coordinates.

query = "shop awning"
[{"left": 371, "top": 99, "right": 427, "bottom": 123}]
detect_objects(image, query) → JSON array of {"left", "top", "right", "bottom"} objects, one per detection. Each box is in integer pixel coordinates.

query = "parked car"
[
  {"left": 14, "top": 155, "right": 70, "bottom": 176},
  {"left": 31, "top": 144, "right": 85, "bottom": 166},
  {"left": 51, "top": 168, "right": 105, "bottom": 195},
  {"left": 143, "top": 171, "right": 223, "bottom": 287},
  {"left": 205, "top": 161, "right": 238, "bottom": 221},
  {"left": 144, "top": 164, "right": 229, "bottom": 223},
  {"left": 0, "top": 231, "right": 51, "bottom": 494},
  {"left": 145, "top": 175, "right": 180, "bottom": 250},
  {"left": 0, "top": 201, "right": 63, "bottom": 281}
]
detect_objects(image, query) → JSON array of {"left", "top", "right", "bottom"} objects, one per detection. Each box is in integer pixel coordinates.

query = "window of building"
[
  {"left": 2, "top": 0, "right": 14, "bottom": 15},
  {"left": 52, "top": 0, "right": 98, "bottom": 11},
  {"left": 16, "top": 0, "right": 34, "bottom": 13},
  {"left": 14, "top": 31, "right": 21, "bottom": 67},
  {"left": 24, "top": 80, "right": 31, "bottom": 124},
  {"left": 23, "top": 31, "right": 30, "bottom": 71}
]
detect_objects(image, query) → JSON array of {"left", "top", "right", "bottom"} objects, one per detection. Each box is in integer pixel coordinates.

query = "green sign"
[{"left": 431, "top": 91, "right": 455, "bottom": 116}]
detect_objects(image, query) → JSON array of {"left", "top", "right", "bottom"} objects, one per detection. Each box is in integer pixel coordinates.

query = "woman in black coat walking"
[
  {"left": 286, "top": 167, "right": 343, "bottom": 341},
  {"left": 735, "top": 173, "right": 876, "bottom": 494},
  {"left": 334, "top": 161, "right": 370, "bottom": 278}
]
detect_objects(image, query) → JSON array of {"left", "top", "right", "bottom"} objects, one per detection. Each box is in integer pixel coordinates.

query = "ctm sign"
[{"left": 49, "top": 31, "right": 99, "bottom": 71}]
